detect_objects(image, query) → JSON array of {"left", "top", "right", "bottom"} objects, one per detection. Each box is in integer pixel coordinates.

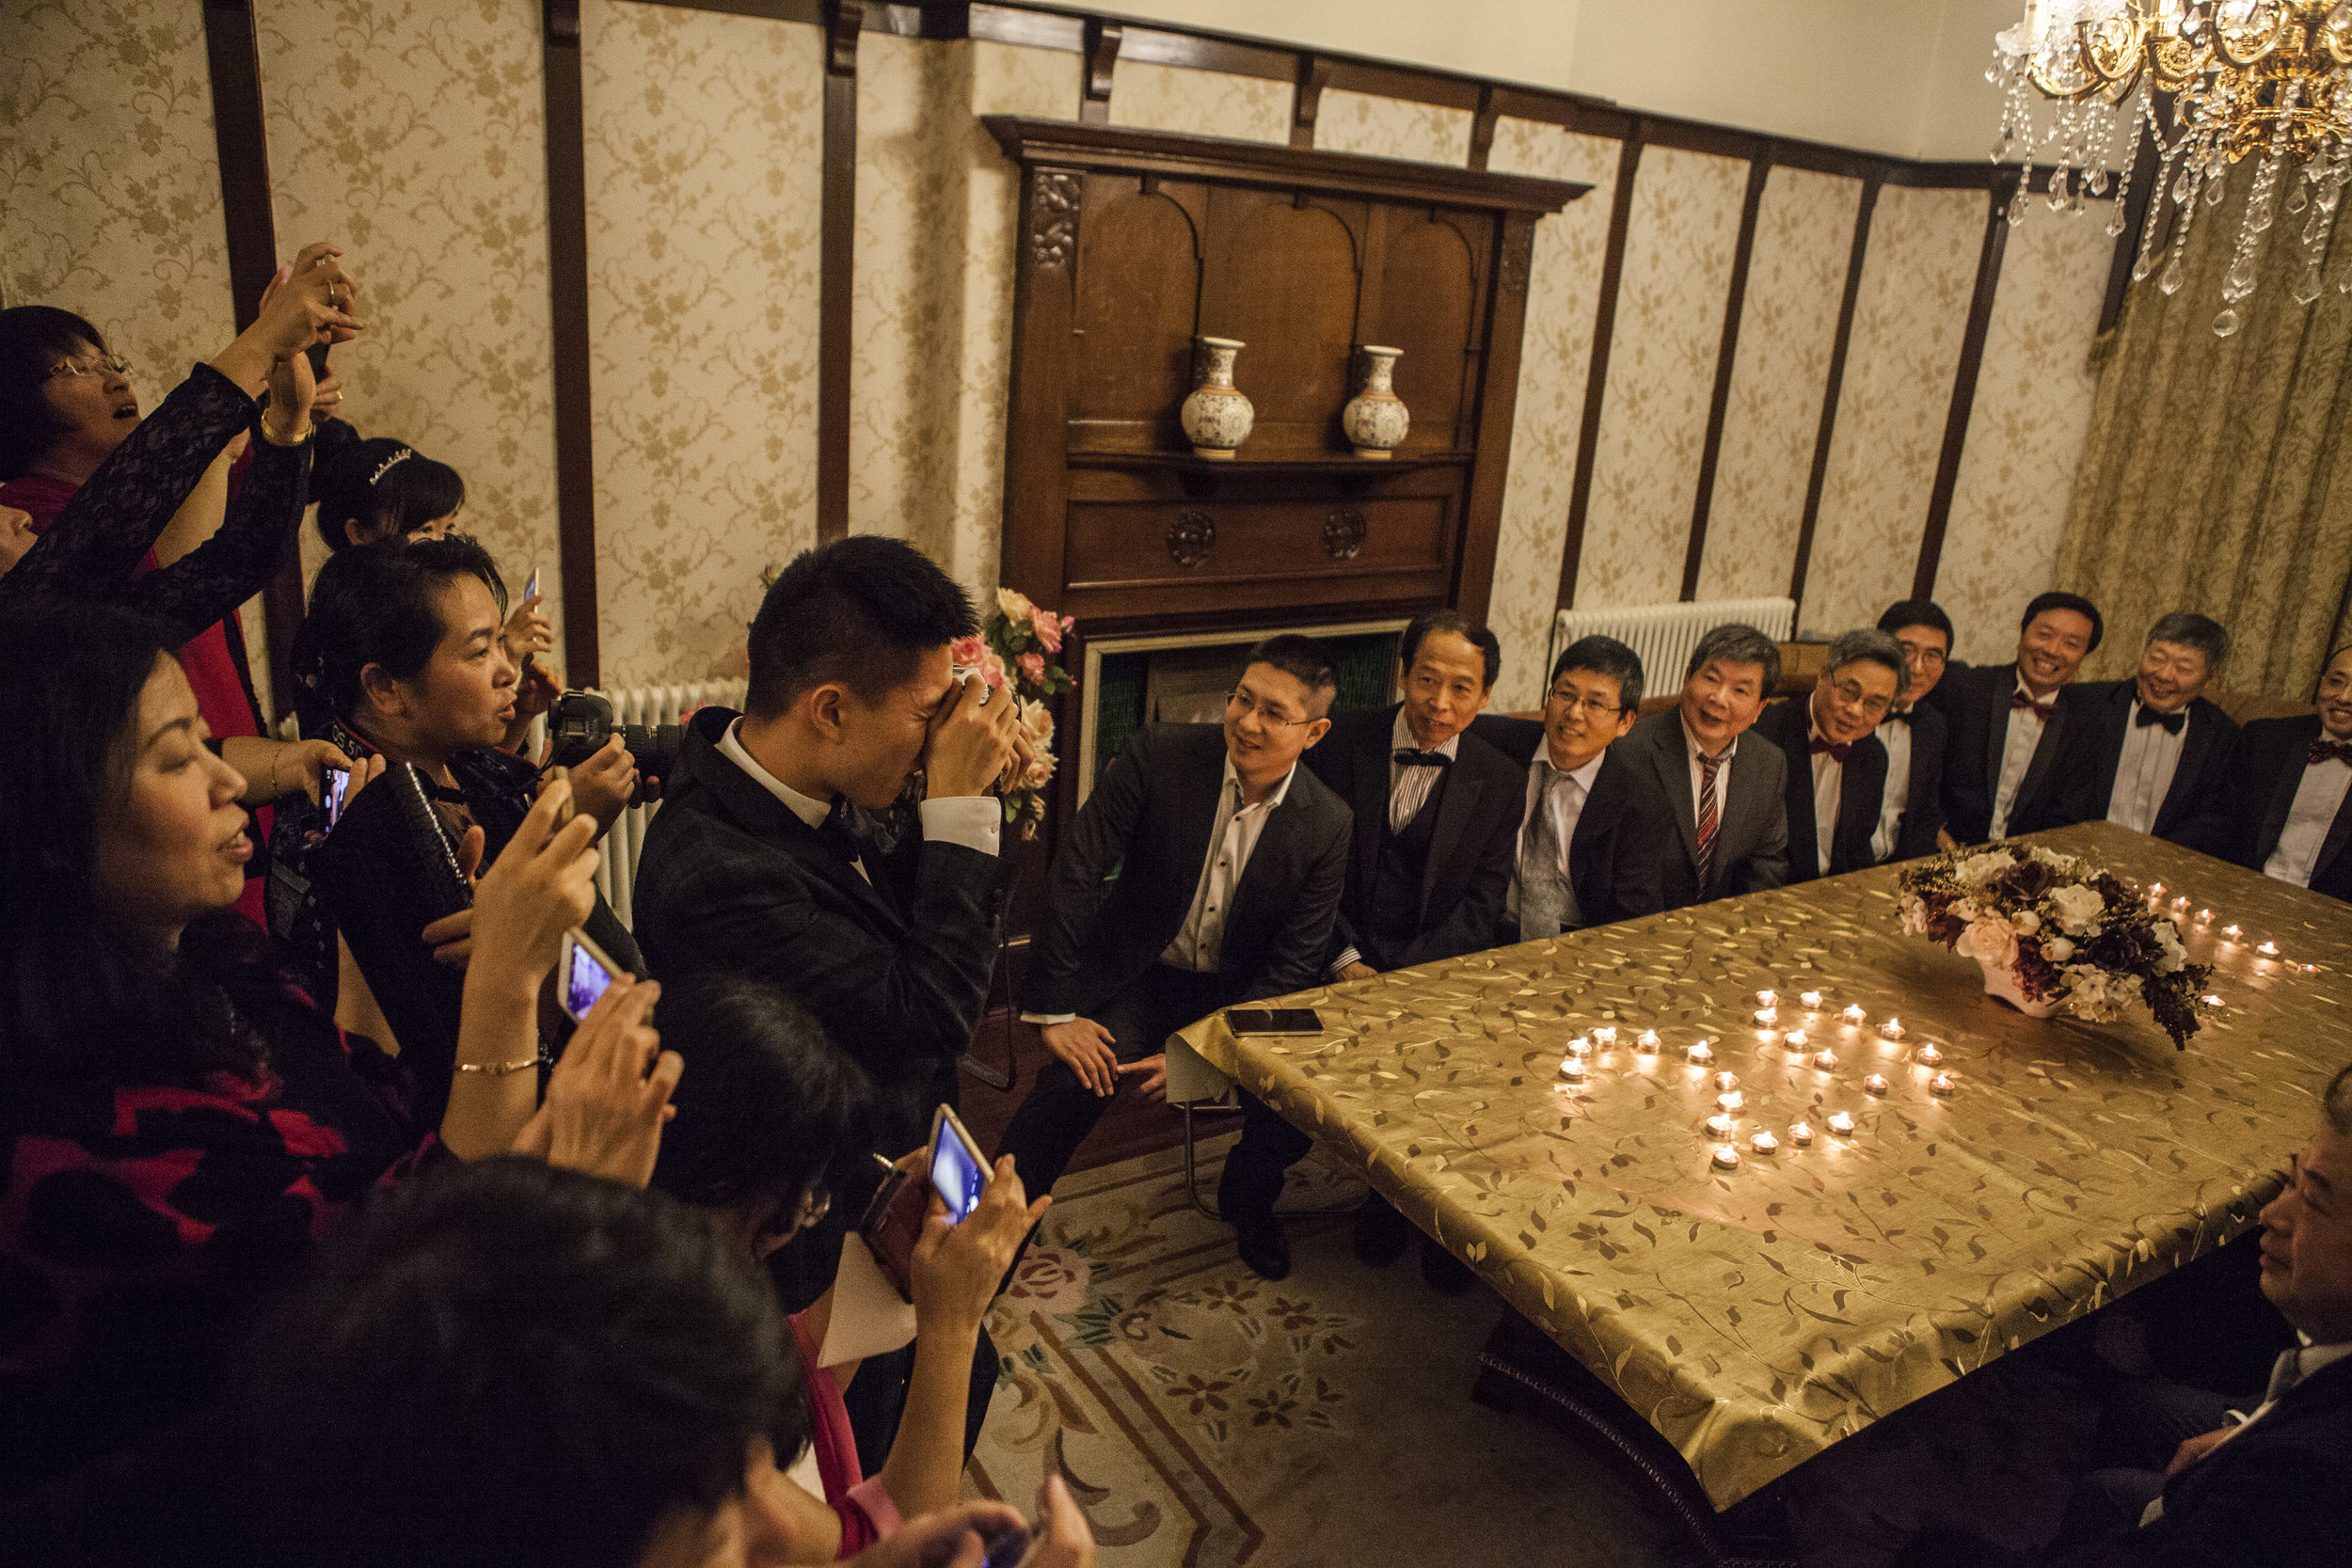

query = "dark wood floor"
[{"left": 956, "top": 1012, "right": 1239, "bottom": 1177}]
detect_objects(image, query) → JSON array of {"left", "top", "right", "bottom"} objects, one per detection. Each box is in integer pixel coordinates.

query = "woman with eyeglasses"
[
  {"left": 0, "top": 248, "right": 365, "bottom": 929},
  {"left": 648, "top": 974, "right": 1045, "bottom": 1560}
]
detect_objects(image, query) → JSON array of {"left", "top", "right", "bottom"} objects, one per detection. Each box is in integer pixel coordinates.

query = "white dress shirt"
[
  {"left": 1807, "top": 712, "right": 1842, "bottom": 878},
  {"left": 2106, "top": 700, "right": 2191, "bottom": 834},
  {"left": 1386, "top": 707, "right": 1460, "bottom": 832},
  {"left": 1505, "top": 749, "right": 1606, "bottom": 925},
  {"left": 1027, "top": 756, "right": 1295, "bottom": 1022},
  {"left": 1678, "top": 714, "right": 1736, "bottom": 822},
  {"left": 1991, "top": 673, "right": 2050, "bottom": 840},
  {"left": 717, "top": 718, "right": 1002, "bottom": 877},
  {"left": 2265, "top": 742, "right": 2352, "bottom": 886},
  {"left": 1871, "top": 711, "right": 1913, "bottom": 863}
]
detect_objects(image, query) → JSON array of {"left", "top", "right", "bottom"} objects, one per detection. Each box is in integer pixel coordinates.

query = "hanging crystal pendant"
[
  {"left": 2290, "top": 182, "right": 2312, "bottom": 215},
  {"left": 2161, "top": 257, "right": 2185, "bottom": 294},
  {"left": 2296, "top": 266, "right": 2324, "bottom": 305},
  {"left": 2214, "top": 309, "right": 2240, "bottom": 337}
]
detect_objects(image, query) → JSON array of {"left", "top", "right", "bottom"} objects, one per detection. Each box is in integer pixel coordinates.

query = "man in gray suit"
[{"left": 1616, "top": 623, "right": 1789, "bottom": 909}]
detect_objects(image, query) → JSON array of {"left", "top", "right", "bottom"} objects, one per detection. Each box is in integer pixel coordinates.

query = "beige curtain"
[{"left": 2054, "top": 156, "right": 2352, "bottom": 701}]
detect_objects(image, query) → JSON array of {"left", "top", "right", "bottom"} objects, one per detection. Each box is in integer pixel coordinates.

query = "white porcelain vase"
[
  {"left": 1977, "top": 954, "right": 2063, "bottom": 1018},
  {"left": 1180, "top": 337, "right": 1253, "bottom": 460},
  {"left": 1341, "top": 344, "right": 1410, "bottom": 459}
]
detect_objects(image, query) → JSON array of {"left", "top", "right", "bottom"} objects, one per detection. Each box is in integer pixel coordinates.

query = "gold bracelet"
[
  {"left": 259, "top": 420, "right": 315, "bottom": 447},
  {"left": 455, "top": 1057, "right": 541, "bottom": 1076}
]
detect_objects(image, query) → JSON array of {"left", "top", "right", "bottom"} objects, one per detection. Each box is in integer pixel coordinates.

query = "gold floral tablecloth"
[{"left": 1173, "top": 824, "right": 2352, "bottom": 1508}]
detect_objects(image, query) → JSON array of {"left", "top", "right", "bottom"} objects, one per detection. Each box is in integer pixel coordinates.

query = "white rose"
[
  {"left": 2027, "top": 847, "right": 2077, "bottom": 873},
  {"left": 2013, "top": 910, "right": 2041, "bottom": 933},
  {"left": 1956, "top": 917, "right": 2019, "bottom": 969},
  {"left": 2048, "top": 882, "right": 2105, "bottom": 934},
  {"left": 1958, "top": 850, "right": 2016, "bottom": 885},
  {"left": 2041, "top": 935, "right": 2075, "bottom": 962},
  {"left": 996, "top": 586, "right": 1036, "bottom": 621}
]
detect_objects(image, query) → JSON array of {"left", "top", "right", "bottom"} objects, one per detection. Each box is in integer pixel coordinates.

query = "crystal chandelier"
[{"left": 1990, "top": 2, "right": 2352, "bottom": 336}]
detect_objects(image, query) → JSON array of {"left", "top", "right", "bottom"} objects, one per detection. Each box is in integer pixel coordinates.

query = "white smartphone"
[
  {"left": 319, "top": 761, "right": 353, "bottom": 830},
  {"left": 558, "top": 927, "right": 622, "bottom": 1023},
  {"left": 928, "top": 1103, "right": 990, "bottom": 1225}
]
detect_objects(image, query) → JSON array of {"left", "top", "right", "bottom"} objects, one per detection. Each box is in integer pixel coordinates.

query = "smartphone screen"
[
  {"left": 320, "top": 764, "right": 352, "bottom": 830},
  {"left": 561, "top": 931, "right": 617, "bottom": 1023},
  {"left": 1227, "top": 1007, "right": 1324, "bottom": 1035},
  {"left": 929, "top": 1108, "right": 987, "bottom": 1225},
  {"left": 523, "top": 566, "right": 541, "bottom": 602}
]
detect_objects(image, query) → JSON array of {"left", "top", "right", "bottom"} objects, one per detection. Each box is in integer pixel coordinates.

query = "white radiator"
[
  {"left": 594, "top": 678, "right": 747, "bottom": 927},
  {"left": 1549, "top": 596, "right": 1795, "bottom": 696}
]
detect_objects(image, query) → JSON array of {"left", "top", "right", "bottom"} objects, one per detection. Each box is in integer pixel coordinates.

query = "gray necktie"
[{"left": 1518, "top": 765, "right": 1579, "bottom": 938}]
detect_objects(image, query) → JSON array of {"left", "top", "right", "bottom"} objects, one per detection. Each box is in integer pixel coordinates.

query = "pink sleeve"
[{"left": 835, "top": 1477, "right": 903, "bottom": 1554}]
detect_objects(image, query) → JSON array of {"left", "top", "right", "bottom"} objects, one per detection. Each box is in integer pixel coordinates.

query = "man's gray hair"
[
  {"left": 1825, "top": 627, "right": 1911, "bottom": 699},
  {"left": 1686, "top": 623, "right": 1782, "bottom": 695},
  {"left": 2146, "top": 610, "right": 2230, "bottom": 674}
]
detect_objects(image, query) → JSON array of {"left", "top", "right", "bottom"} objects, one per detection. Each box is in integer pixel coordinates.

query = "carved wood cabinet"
[{"left": 988, "top": 118, "right": 1587, "bottom": 636}]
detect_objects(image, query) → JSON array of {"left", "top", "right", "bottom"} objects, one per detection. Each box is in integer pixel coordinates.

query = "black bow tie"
[
  {"left": 2135, "top": 705, "right": 2186, "bottom": 735},
  {"left": 1393, "top": 749, "right": 1453, "bottom": 768},
  {"left": 1882, "top": 707, "right": 1914, "bottom": 724}
]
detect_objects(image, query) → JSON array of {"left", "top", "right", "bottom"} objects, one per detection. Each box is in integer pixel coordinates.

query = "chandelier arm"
[
  {"left": 2209, "top": 10, "right": 2293, "bottom": 71},
  {"left": 2322, "top": 28, "right": 2352, "bottom": 66}
]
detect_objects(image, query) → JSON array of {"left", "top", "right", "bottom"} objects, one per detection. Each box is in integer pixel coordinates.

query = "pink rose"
[
  {"left": 980, "top": 652, "right": 1007, "bottom": 689},
  {"left": 1028, "top": 604, "right": 1063, "bottom": 654},
  {"left": 1017, "top": 651, "right": 1046, "bottom": 685},
  {"left": 948, "top": 634, "right": 986, "bottom": 670}
]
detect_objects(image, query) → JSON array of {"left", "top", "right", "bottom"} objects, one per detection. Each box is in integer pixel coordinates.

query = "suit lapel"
[
  {"left": 1838, "top": 736, "right": 1887, "bottom": 869},
  {"left": 1645, "top": 722, "right": 1702, "bottom": 866},
  {"left": 2015, "top": 680, "right": 2073, "bottom": 824},
  {"left": 1423, "top": 763, "right": 1480, "bottom": 906},
  {"left": 2080, "top": 684, "right": 2131, "bottom": 820},
  {"left": 1982, "top": 665, "right": 2016, "bottom": 806},
  {"left": 2155, "top": 700, "right": 2221, "bottom": 831},
  {"left": 1350, "top": 715, "right": 1393, "bottom": 894},
  {"left": 2313, "top": 777, "right": 2352, "bottom": 887},
  {"left": 1170, "top": 735, "right": 1225, "bottom": 893},
  {"left": 683, "top": 721, "right": 903, "bottom": 931},
  {"left": 2254, "top": 718, "right": 2321, "bottom": 864}
]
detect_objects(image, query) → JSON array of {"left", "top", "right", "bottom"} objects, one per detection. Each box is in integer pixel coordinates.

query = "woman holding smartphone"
[
  {"left": 647, "top": 974, "right": 1047, "bottom": 1560},
  {"left": 0, "top": 601, "right": 682, "bottom": 1504}
]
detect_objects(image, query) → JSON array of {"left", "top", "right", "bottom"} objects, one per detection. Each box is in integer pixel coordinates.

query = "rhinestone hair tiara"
[{"left": 369, "top": 448, "right": 414, "bottom": 487}]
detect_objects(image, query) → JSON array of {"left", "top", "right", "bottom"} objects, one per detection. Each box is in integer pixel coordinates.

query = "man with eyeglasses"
[
  {"left": 1007, "top": 635, "right": 1351, "bottom": 1280},
  {"left": 1871, "top": 599, "right": 1954, "bottom": 860},
  {"left": 1756, "top": 627, "right": 1912, "bottom": 881}
]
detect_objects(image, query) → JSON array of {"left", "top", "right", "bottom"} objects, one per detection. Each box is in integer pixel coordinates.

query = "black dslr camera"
[{"left": 548, "top": 689, "right": 684, "bottom": 802}]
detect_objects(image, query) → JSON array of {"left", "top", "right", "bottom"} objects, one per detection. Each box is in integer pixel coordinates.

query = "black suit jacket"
[
  {"left": 1303, "top": 705, "right": 1519, "bottom": 972},
  {"left": 2013, "top": 680, "right": 2238, "bottom": 841},
  {"left": 1880, "top": 704, "right": 1948, "bottom": 862},
  {"left": 1470, "top": 715, "right": 1673, "bottom": 928},
  {"left": 1929, "top": 661, "right": 2072, "bottom": 845},
  {"left": 1617, "top": 708, "right": 1789, "bottom": 910},
  {"left": 631, "top": 707, "right": 1005, "bottom": 1148},
  {"left": 1020, "top": 724, "right": 1352, "bottom": 1019},
  {"left": 2050, "top": 1354, "right": 2352, "bottom": 1566},
  {"left": 1753, "top": 697, "right": 1885, "bottom": 882},
  {"left": 2172, "top": 714, "right": 2352, "bottom": 902}
]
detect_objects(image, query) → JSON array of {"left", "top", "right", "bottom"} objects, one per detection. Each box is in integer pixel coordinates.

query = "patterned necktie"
[
  {"left": 1518, "top": 765, "right": 1577, "bottom": 939},
  {"left": 2308, "top": 737, "right": 2352, "bottom": 766},
  {"left": 2136, "top": 705, "right": 2186, "bottom": 735},
  {"left": 1809, "top": 736, "right": 1851, "bottom": 762},
  {"left": 1694, "top": 750, "right": 1727, "bottom": 895},
  {"left": 2010, "top": 689, "right": 2055, "bottom": 722}
]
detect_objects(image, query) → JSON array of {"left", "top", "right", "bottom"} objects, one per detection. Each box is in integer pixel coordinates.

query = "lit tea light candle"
[
  {"left": 1706, "top": 1114, "right": 1738, "bottom": 1138},
  {"left": 2150, "top": 882, "right": 2165, "bottom": 895},
  {"left": 1843, "top": 1004, "right": 1867, "bottom": 1024},
  {"left": 1879, "top": 1018, "right": 1905, "bottom": 1040},
  {"left": 1915, "top": 1042, "right": 1944, "bottom": 1066},
  {"left": 1560, "top": 1056, "right": 1587, "bottom": 1080},
  {"left": 1637, "top": 1029, "right": 1661, "bottom": 1051},
  {"left": 1799, "top": 990, "right": 1823, "bottom": 1010},
  {"left": 2171, "top": 895, "right": 2190, "bottom": 910},
  {"left": 1749, "top": 1130, "right": 1779, "bottom": 1155},
  {"left": 1827, "top": 1110, "right": 1855, "bottom": 1134},
  {"left": 1565, "top": 1037, "right": 1592, "bottom": 1056},
  {"left": 1755, "top": 1006, "right": 1779, "bottom": 1026},
  {"left": 2223, "top": 925, "right": 2242, "bottom": 939},
  {"left": 1813, "top": 1048, "right": 1838, "bottom": 1070},
  {"left": 1714, "top": 1070, "right": 1739, "bottom": 1091},
  {"left": 1711, "top": 1144, "right": 1741, "bottom": 1170},
  {"left": 1864, "top": 1073, "right": 1890, "bottom": 1095},
  {"left": 2202, "top": 993, "right": 2223, "bottom": 1007},
  {"left": 1686, "top": 1040, "right": 1714, "bottom": 1064},
  {"left": 1785, "top": 1028, "right": 1810, "bottom": 1049},
  {"left": 1930, "top": 1072, "right": 1955, "bottom": 1096},
  {"left": 1756, "top": 990, "right": 1777, "bottom": 1007},
  {"left": 2258, "top": 942, "right": 2280, "bottom": 957},
  {"left": 2196, "top": 909, "right": 2212, "bottom": 922},
  {"left": 1718, "top": 1091, "right": 1745, "bottom": 1112},
  {"left": 1594, "top": 1025, "right": 1618, "bottom": 1045},
  {"left": 1789, "top": 1120, "right": 1815, "bottom": 1146}
]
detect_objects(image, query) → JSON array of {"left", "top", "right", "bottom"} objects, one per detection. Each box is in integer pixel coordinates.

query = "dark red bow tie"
[
  {"left": 1809, "top": 736, "right": 1850, "bottom": 762},
  {"left": 2010, "top": 690, "right": 2055, "bottom": 722},
  {"left": 2311, "top": 737, "right": 2352, "bottom": 767}
]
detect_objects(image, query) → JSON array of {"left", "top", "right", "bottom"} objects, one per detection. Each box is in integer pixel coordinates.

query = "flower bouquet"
[
  {"left": 1896, "top": 842, "right": 2214, "bottom": 1049},
  {"left": 949, "top": 587, "right": 1074, "bottom": 839}
]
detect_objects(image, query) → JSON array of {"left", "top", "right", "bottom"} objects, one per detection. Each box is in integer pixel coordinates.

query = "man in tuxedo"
[
  {"left": 1754, "top": 627, "right": 1908, "bottom": 881},
  {"left": 630, "top": 535, "right": 1023, "bottom": 1465},
  {"left": 1302, "top": 610, "right": 1520, "bottom": 1291},
  {"left": 2176, "top": 643, "right": 2352, "bottom": 902},
  {"left": 1006, "top": 635, "right": 1352, "bottom": 1282},
  {"left": 1869, "top": 598, "right": 1952, "bottom": 862},
  {"left": 2016, "top": 611, "right": 2237, "bottom": 841},
  {"left": 1615, "top": 623, "right": 1789, "bottom": 908},
  {"left": 1928, "top": 590, "right": 2102, "bottom": 844},
  {"left": 1471, "top": 634, "right": 1672, "bottom": 935}
]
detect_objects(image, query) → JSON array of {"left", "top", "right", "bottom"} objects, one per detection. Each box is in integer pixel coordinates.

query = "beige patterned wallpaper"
[
  {"left": 1935, "top": 207, "right": 2111, "bottom": 664},
  {"left": 257, "top": 0, "right": 565, "bottom": 652},
  {"left": 1696, "top": 166, "right": 1860, "bottom": 604},
  {"left": 2, "top": 1, "right": 237, "bottom": 403},
  {"left": 1313, "top": 88, "right": 1472, "bottom": 165},
  {"left": 1108, "top": 60, "right": 1288, "bottom": 143},
  {"left": 1483, "top": 119, "right": 1621, "bottom": 711},
  {"left": 1574, "top": 145, "right": 1749, "bottom": 612},
  {"left": 579, "top": 0, "right": 822, "bottom": 685},
  {"left": 1801, "top": 183, "right": 1984, "bottom": 640}
]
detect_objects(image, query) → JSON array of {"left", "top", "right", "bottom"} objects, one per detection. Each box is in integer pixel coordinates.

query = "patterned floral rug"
[{"left": 968, "top": 1134, "right": 2104, "bottom": 1567}]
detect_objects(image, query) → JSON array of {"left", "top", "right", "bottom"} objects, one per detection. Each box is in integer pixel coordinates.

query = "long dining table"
[{"left": 1168, "top": 823, "right": 2352, "bottom": 1512}]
